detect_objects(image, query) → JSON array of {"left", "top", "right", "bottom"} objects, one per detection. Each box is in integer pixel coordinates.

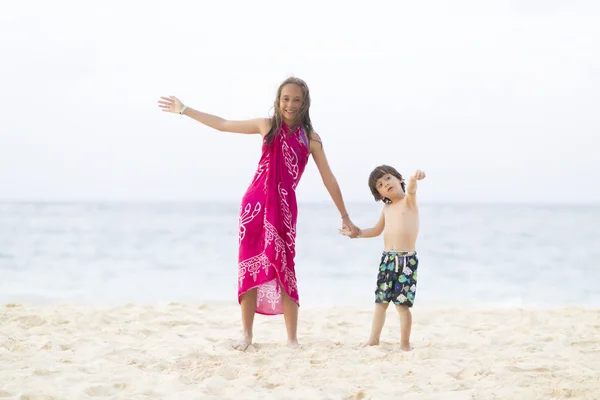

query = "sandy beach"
[{"left": 1, "top": 303, "right": 598, "bottom": 399}]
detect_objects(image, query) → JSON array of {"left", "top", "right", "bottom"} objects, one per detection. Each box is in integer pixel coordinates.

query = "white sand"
[{"left": 1, "top": 302, "right": 599, "bottom": 399}]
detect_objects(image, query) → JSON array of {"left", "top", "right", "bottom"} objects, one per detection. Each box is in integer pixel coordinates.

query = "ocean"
[{"left": 1, "top": 201, "right": 598, "bottom": 308}]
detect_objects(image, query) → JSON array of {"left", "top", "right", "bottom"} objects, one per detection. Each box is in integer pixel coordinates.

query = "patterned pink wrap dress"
[{"left": 237, "top": 123, "right": 310, "bottom": 315}]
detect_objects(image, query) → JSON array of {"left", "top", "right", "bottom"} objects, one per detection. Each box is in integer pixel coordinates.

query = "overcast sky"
[{"left": 1, "top": 0, "right": 598, "bottom": 204}]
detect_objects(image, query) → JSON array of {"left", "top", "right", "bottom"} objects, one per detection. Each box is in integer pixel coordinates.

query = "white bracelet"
[{"left": 180, "top": 105, "right": 188, "bottom": 115}]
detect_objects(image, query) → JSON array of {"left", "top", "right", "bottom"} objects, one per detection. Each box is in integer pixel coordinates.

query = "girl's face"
[{"left": 279, "top": 84, "right": 303, "bottom": 125}]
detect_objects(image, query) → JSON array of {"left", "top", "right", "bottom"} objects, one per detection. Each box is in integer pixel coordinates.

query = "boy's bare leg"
[
  {"left": 395, "top": 304, "right": 412, "bottom": 351},
  {"left": 282, "top": 289, "right": 300, "bottom": 348},
  {"left": 234, "top": 288, "right": 257, "bottom": 350},
  {"left": 363, "top": 303, "right": 389, "bottom": 346}
]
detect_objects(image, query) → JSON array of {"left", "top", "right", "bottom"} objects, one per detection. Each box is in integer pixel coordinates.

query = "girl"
[{"left": 158, "top": 77, "right": 360, "bottom": 349}]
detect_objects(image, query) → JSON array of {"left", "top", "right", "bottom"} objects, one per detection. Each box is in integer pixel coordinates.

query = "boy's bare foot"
[
  {"left": 400, "top": 343, "right": 412, "bottom": 351},
  {"left": 287, "top": 339, "right": 301, "bottom": 349},
  {"left": 361, "top": 338, "right": 380, "bottom": 347},
  {"left": 232, "top": 333, "right": 252, "bottom": 351}
]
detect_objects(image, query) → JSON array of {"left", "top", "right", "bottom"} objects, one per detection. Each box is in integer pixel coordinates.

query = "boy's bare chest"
[{"left": 383, "top": 206, "right": 419, "bottom": 229}]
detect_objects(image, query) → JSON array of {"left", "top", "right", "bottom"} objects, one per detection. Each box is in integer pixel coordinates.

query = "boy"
[{"left": 340, "top": 165, "right": 426, "bottom": 350}]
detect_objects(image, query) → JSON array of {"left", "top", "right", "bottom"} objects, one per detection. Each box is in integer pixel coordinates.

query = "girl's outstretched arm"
[
  {"left": 309, "top": 133, "right": 360, "bottom": 237},
  {"left": 158, "top": 96, "right": 270, "bottom": 136}
]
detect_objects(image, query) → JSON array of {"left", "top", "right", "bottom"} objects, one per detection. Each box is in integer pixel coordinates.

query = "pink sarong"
[{"left": 237, "top": 124, "right": 310, "bottom": 315}]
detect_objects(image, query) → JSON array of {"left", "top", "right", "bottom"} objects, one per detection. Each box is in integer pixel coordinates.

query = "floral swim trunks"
[{"left": 375, "top": 251, "right": 419, "bottom": 307}]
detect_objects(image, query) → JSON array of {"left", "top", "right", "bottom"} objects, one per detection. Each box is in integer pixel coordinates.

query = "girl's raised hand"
[{"left": 158, "top": 96, "right": 184, "bottom": 114}]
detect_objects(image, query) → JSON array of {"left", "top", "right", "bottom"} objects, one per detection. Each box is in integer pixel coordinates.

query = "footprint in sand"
[
  {"left": 446, "top": 367, "right": 480, "bottom": 380},
  {"left": 581, "top": 349, "right": 600, "bottom": 354},
  {"left": 16, "top": 394, "right": 57, "bottom": 400},
  {"left": 84, "top": 385, "right": 114, "bottom": 397},
  {"left": 39, "top": 342, "right": 53, "bottom": 350},
  {"left": 507, "top": 365, "right": 548, "bottom": 373},
  {"left": 571, "top": 340, "right": 600, "bottom": 347},
  {"left": 354, "top": 390, "right": 369, "bottom": 400},
  {"left": 215, "top": 365, "right": 237, "bottom": 380},
  {"left": 252, "top": 356, "right": 270, "bottom": 366},
  {"left": 112, "top": 383, "right": 131, "bottom": 390},
  {"left": 264, "top": 383, "right": 281, "bottom": 389},
  {"left": 33, "top": 369, "right": 60, "bottom": 376}
]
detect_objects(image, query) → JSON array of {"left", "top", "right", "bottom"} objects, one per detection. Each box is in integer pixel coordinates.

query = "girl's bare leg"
[
  {"left": 234, "top": 288, "right": 257, "bottom": 350},
  {"left": 282, "top": 289, "right": 299, "bottom": 347}
]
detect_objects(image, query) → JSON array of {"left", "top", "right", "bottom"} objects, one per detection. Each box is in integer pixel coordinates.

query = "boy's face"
[{"left": 376, "top": 173, "right": 405, "bottom": 200}]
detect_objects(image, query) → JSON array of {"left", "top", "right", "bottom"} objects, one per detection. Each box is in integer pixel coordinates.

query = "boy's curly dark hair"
[{"left": 368, "top": 165, "right": 405, "bottom": 203}]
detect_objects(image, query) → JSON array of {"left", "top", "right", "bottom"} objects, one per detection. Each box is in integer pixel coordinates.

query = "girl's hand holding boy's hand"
[{"left": 339, "top": 227, "right": 353, "bottom": 237}]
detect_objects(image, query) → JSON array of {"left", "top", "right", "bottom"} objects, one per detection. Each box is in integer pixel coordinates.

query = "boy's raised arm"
[{"left": 406, "top": 169, "right": 426, "bottom": 207}]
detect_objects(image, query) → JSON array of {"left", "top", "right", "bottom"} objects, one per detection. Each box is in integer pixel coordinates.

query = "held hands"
[
  {"left": 158, "top": 96, "right": 184, "bottom": 114},
  {"left": 339, "top": 227, "right": 353, "bottom": 237},
  {"left": 411, "top": 169, "right": 426, "bottom": 180},
  {"left": 340, "top": 216, "right": 360, "bottom": 239}
]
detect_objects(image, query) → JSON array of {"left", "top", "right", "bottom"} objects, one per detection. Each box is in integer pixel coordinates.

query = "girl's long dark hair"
[{"left": 264, "top": 77, "right": 314, "bottom": 145}]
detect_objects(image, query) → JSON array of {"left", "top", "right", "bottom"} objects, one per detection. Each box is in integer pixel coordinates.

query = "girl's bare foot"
[
  {"left": 232, "top": 333, "right": 252, "bottom": 351},
  {"left": 400, "top": 342, "right": 412, "bottom": 351},
  {"left": 287, "top": 339, "right": 301, "bottom": 349},
  {"left": 361, "top": 338, "right": 380, "bottom": 347}
]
